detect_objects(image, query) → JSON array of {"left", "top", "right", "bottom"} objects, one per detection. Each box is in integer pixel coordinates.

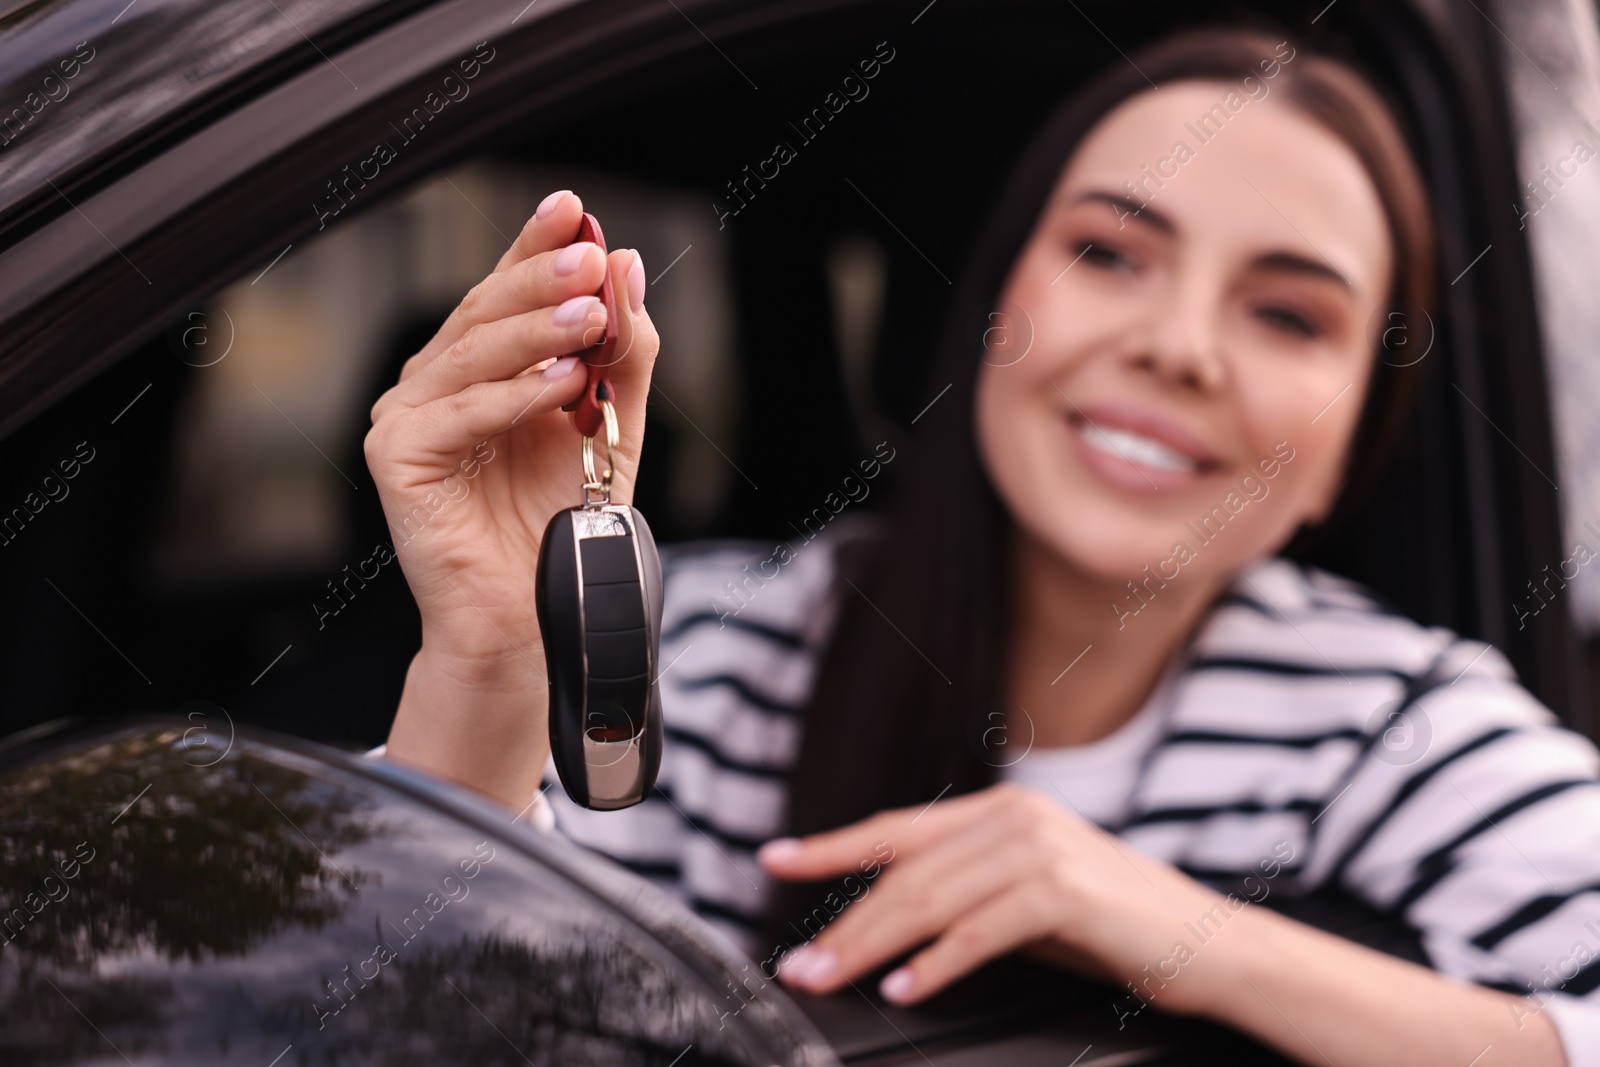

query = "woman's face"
[{"left": 975, "top": 80, "right": 1395, "bottom": 593}]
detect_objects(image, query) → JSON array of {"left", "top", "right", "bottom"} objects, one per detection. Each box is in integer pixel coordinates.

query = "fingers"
[
  {"left": 777, "top": 819, "right": 1032, "bottom": 994},
  {"left": 398, "top": 190, "right": 587, "bottom": 386},
  {"left": 374, "top": 296, "right": 609, "bottom": 421},
  {"left": 493, "top": 188, "right": 583, "bottom": 274},
  {"left": 367, "top": 194, "right": 662, "bottom": 505},
  {"left": 577, "top": 247, "right": 659, "bottom": 494},
  {"left": 591, "top": 248, "right": 659, "bottom": 399},
  {"left": 881, "top": 884, "right": 1060, "bottom": 1004},
  {"left": 758, "top": 788, "right": 999, "bottom": 881},
  {"left": 450, "top": 241, "right": 611, "bottom": 349},
  {"left": 367, "top": 358, "right": 588, "bottom": 472}
]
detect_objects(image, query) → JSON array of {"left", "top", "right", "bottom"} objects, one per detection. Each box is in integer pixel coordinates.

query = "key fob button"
[
  {"left": 582, "top": 582, "right": 647, "bottom": 631},
  {"left": 579, "top": 534, "right": 642, "bottom": 584},
  {"left": 584, "top": 627, "right": 649, "bottom": 679}
]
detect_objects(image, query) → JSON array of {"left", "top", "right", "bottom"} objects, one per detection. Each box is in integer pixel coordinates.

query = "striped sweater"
[{"left": 528, "top": 519, "right": 1600, "bottom": 1062}]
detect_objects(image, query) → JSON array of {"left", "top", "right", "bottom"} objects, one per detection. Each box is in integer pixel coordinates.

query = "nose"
[{"left": 1131, "top": 272, "right": 1228, "bottom": 392}]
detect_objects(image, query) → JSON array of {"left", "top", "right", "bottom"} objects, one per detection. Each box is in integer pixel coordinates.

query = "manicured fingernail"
[
  {"left": 542, "top": 356, "right": 580, "bottom": 380},
  {"left": 535, "top": 189, "right": 571, "bottom": 219},
  {"left": 627, "top": 250, "right": 646, "bottom": 313},
  {"left": 757, "top": 837, "right": 804, "bottom": 865},
  {"left": 879, "top": 967, "right": 913, "bottom": 1003},
  {"left": 552, "top": 295, "right": 600, "bottom": 326},
  {"left": 780, "top": 947, "right": 836, "bottom": 985},
  {"left": 776, "top": 947, "right": 806, "bottom": 976},
  {"left": 553, "top": 242, "right": 594, "bottom": 276}
]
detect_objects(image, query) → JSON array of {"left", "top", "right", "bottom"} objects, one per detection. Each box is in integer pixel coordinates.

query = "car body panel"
[{"left": 0, "top": 718, "right": 841, "bottom": 1065}]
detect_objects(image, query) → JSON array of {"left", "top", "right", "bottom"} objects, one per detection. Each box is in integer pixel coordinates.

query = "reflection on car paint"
[{"left": 0, "top": 725, "right": 816, "bottom": 1065}]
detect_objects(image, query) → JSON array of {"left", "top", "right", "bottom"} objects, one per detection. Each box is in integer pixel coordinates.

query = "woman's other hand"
[
  {"left": 756, "top": 782, "right": 1227, "bottom": 1011},
  {"left": 757, "top": 784, "right": 1564, "bottom": 1067},
  {"left": 367, "top": 189, "right": 659, "bottom": 810}
]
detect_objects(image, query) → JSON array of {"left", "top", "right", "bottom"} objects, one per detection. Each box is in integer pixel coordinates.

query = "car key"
[{"left": 534, "top": 212, "right": 664, "bottom": 811}]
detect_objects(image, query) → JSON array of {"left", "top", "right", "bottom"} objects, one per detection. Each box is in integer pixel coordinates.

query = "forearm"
[
  {"left": 1196, "top": 903, "right": 1565, "bottom": 1066},
  {"left": 384, "top": 642, "right": 550, "bottom": 812}
]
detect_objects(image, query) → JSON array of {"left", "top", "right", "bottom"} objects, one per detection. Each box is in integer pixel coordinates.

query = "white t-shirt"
[{"left": 997, "top": 670, "right": 1172, "bottom": 827}]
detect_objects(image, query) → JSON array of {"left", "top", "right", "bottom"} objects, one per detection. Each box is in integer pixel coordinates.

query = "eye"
[
  {"left": 1256, "top": 304, "right": 1319, "bottom": 338},
  {"left": 1074, "top": 241, "right": 1137, "bottom": 273}
]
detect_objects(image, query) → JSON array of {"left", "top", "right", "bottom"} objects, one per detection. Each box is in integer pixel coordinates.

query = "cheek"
[
  {"left": 973, "top": 270, "right": 1075, "bottom": 511},
  {"left": 974, "top": 362, "right": 1033, "bottom": 507},
  {"left": 1230, "top": 355, "right": 1372, "bottom": 520},
  {"left": 975, "top": 350, "right": 1096, "bottom": 576}
]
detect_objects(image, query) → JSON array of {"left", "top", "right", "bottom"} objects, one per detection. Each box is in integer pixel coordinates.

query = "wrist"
[
  {"left": 1157, "top": 891, "right": 1286, "bottom": 1023},
  {"left": 413, "top": 630, "right": 547, "bottom": 693},
  {"left": 1178, "top": 896, "right": 1362, "bottom": 1027},
  {"left": 385, "top": 641, "right": 551, "bottom": 812},
  {"left": 416, "top": 590, "right": 547, "bottom": 678}
]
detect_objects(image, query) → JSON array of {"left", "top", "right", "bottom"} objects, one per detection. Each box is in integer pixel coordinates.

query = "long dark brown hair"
[{"left": 764, "top": 26, "right": 1436, "bottom": 946}]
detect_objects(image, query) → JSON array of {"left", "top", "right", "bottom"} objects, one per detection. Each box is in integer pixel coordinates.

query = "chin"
[{"left": 1016, "top": 496, "right": 1205, "bottom": 589}]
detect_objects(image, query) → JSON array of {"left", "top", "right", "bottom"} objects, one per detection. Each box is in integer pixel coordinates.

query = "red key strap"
[{"left": 561, "top": 212, "right": 620, "bottom": 438}]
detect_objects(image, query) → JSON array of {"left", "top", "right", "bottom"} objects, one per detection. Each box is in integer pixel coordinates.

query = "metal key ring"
[{"left": 581, "top": 399, "right": 620, "bottom": 507}]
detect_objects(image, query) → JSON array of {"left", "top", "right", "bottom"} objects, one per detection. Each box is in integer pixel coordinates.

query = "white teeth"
[{"left": 1079, "top": 423, "right": 1198, "bottom": 473}]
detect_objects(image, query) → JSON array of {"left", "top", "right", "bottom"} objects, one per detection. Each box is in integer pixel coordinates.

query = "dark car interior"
[{"left": 0, "top": 0, "right": 1593, "bottom": 1062}]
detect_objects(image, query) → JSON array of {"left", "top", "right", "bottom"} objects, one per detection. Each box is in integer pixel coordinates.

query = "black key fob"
[{"left": 535, "top": 503, "right": 664, "bottom": 810}]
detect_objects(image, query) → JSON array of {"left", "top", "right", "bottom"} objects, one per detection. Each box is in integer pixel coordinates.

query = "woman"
[{"left": 364, "top": 27, "right": 1600, "bottom": 1066}]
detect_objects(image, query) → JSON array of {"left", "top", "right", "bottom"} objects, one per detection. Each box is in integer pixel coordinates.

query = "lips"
[{"left": 1066, "top": 402, "right": 1219, "bottom": 492}]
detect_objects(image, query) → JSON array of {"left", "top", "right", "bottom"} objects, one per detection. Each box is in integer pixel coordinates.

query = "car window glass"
[{"left": 153, "top": 158, "right": 738, "bottom": 581}]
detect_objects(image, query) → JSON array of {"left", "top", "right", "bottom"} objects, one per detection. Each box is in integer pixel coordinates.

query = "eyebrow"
[
  {"left": 1066, "top": 189, "right": 1354, "bottom": 291},
  {"left": 1250, "top": 250, "right": 1352, "bottom": 291},
  {"left": 1071, "top": 190, "right": 1175, "bottom": 234}
]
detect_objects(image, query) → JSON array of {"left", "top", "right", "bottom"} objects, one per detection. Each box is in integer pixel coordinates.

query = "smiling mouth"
[
  {"left": 1062, "top": 406, "right": 1222, "bottom": 495},
  {"left": 1077, "top": 421, "right": 1199, "bottom": 473}
]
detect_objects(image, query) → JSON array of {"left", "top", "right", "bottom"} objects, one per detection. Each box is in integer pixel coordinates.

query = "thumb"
[{"left": 583, "top": 247, "right": 658, "bottom": 501}]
